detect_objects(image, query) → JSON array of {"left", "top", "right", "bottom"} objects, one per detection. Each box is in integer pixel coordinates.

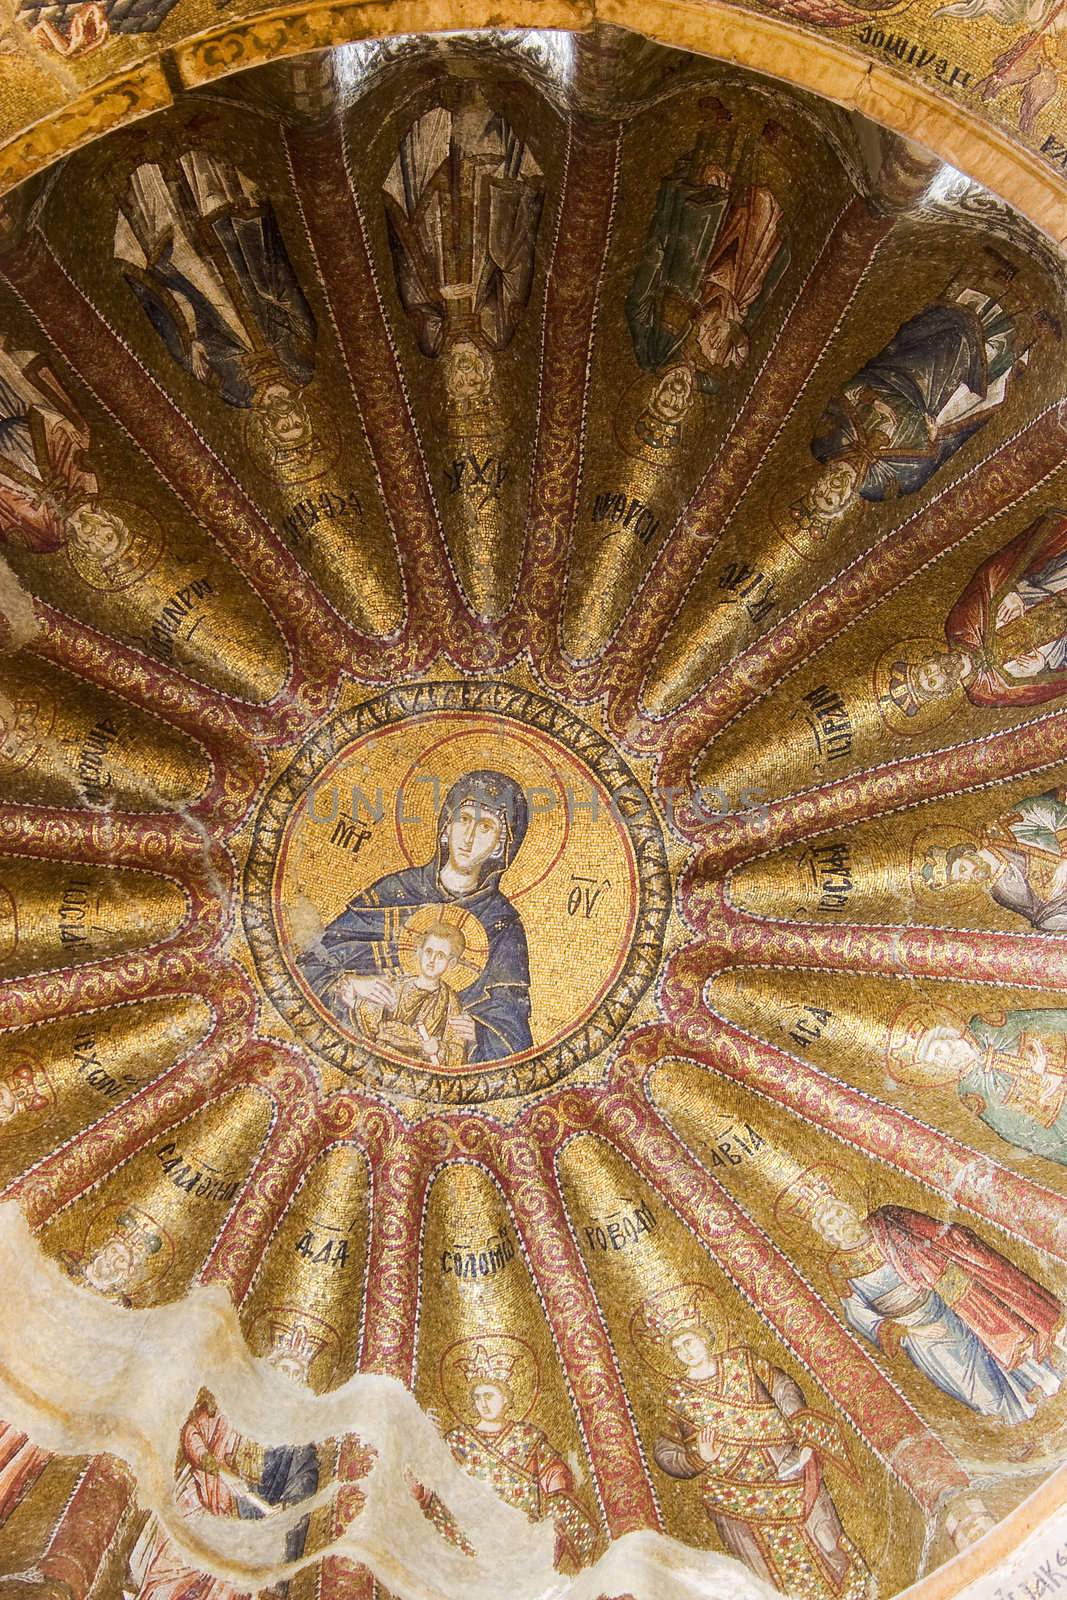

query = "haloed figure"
[
  {"left": 299, "top": 771, "right": 532, "bottom": 1064},
  {"left": 810, "top": 1193, "right": 1063, "bottom": 1422},
  {"left": 443, "top": 1345, "right": 596, "bottom": 1572},
  {"left": 642, "top": 1295, "right": 869, "bottom": 1600}
]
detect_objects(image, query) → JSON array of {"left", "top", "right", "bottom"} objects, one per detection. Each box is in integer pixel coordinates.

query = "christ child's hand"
[
  {"left": 448, "top": 1011, "right": 477, "bottom": 1044},
  {"left": 336, "top": 973, "right": 396, "bottom": 1011},
  {"left": 696, "top": 1424, "right": 718, "bottom": 1463},
  {"left": 417, "top": 1022, "right": 440, "bottom": 1063}
]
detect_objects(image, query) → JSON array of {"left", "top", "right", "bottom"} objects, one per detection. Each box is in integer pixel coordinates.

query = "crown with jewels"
[
  {"left": 775, "top": 1167, "right": 841, "bottom": 1227},
  {"left": 460, "top": 1344, "right": 514, "bottom": 1384},
  {"left": 635, "top": 1290, "right": 705, "bottom": 1347},
  {"left": 267, "top": 1317, "right": 327, "bottom": 1376}
]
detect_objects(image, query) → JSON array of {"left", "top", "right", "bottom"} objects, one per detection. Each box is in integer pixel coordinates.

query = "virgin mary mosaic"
[{"left": 243, "top": 682, "right": 671, "bottom": 1101}]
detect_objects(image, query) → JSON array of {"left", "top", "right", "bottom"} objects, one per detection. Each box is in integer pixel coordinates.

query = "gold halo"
[
  {"left": 0, "top": 685, "right": 56, "bottom": 773},
  {"left": 244, "top": 393, "right": 340, "bottom": 484},
  {"left": 909, "top": 823, "right": 986, "bottom": 909},
  {"left": 0, "top": 1054, "right": 54, "bottom": 1135},
  {"left": 629, "top": 1282, "right": 721, "bottom": 1380},
  {"left": 395, "top": 904, "right": 489, "bottom": 990},
  {"left": 885, "top": 997, "right": 969, "bottom": 1088},
  {"left": 247, "top": 1304, "right": 341, "bottom": 1388},
  {"left": 873, "top": 637, "right": 963, "bottom": 738},
  {"left": 392, "top": 729, "right": 573, "bottom": 904},
  {"left": 773, "top": 1163, "right": 868, "bottom": 1248},
  {"left": 613, "top": 369, "right": 705, "bottom": 468},
  {"left": 440, "top": 1334, "right": 539, "bottom": 1428},
  {"left": 65, "top": 498, "right": 162, "bottom": 593}
]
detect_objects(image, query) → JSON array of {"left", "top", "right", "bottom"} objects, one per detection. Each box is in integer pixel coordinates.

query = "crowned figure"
[
  {"left": 792, "top": 258, "right": 1042, "bottom": 537},
  {"left": 888, "top": 1002, "right": 1067, "bottom": 1168},
  {"left": 62, "top": 1207, "right": 168, "bottom": 1308},
  {"left": 441, "top": 1340, "right": 596, "bottom": 1572},
  {"left": 920, "top": 786, "right": 1067, "bottom": 933},
  {"left": 637, "top": 1287, "right": 870, "bottom": 1600},
  {"left": 784, "top": 1169, "right": 1064, "bottom": 1421}
]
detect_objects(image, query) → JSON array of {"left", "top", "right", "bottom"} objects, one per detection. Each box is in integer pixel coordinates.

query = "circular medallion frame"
[{"left": 242, "top": 681, "right": 671, "bottom": 1103}]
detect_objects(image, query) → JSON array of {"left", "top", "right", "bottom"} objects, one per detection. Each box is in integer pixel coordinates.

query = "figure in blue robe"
[
  {"left": 810, "top": 286, "right": 1031, "bottom": 504},
  {"left": 236, "top": 1440, "right": 319, "bottom": 1595},
  {"left": 299, "top": 771, "right": 532, "bottom": 1065}
]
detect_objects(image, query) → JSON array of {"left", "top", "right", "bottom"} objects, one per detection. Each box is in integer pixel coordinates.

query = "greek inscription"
[
  {"left": 802, "top": 840, "right": 854, "bottom": 911},
  {"left": 149, "top": 577, "right": 214, "bottom": 662},
  {"left": 330, "top": 813, "right": 373, "bottom": 855},
  {"left": 72, "top": 1031, "right": 140, "bottom": 1099},
  {"left": 58, "top": 876, "right": 100, "bottom": 948},
  {"left": 857, "top": 26, "right": 972, "bottom": 87},
  {"left": 155, "top": 1141, "right": 241, "bottom": 1204},
  {"left": 794, "top": 684, "right": 854, "bottom": 768},
  {"left": 283, "top": 486, "right": 364, "bottom": 545},
  {"left": 445, "top": 453, "right": 509, "bottom": 508},
  {"left": 567, "top": 875, "right": 611, "bottom": 918},
  {"left": 788, "top": 1005, "right": 833, "bottom": 1049},
  {"left": 708, "top": 1122, "right": 767, "bottom": 1169},
  {"left": 76, "top": 718, "right": 120, "bottom": 808},
  {"left": 295, "top": 1228, "right": 350, "bottom": 1268},
  {"left": 592, "top": 489, "right": 661, "bottom": 547},
  {"left": 584, "top": 1198, "right": 657, "bottom": 1251},
  {"left": 441, "top": 1221, "right": 515, "bottom": 1281},
  {"left": 718, "top": 562, "right": 777, "bottom": 625}
]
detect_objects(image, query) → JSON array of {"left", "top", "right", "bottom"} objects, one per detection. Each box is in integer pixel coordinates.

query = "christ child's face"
[
  {"left": 651, "top": 366, "right": 694, "bottom": 422},
  {"left": 417, "top": 933, "right": 454, "bottom": 985},
  {"left": 85, "top": 1235, "right": 135, "bottom": 1293},
  {"left": 670, "top": 1329, "right": 710, "bottom": 1371},
  {"left": 472, "top": 1382, "right": 507, "bottom": 1424},
  {"left": 68, "top": 505, "right": 128, "bottom": 561},
  {"left": 812, "top": 1198, "right": 866, "bottom": 1251},
  {"left": 447, "top": 801, "right": 504, "bottom": 876},
  {"left": 915, "top": 1024, "right": 977, "bottom": 1078}
]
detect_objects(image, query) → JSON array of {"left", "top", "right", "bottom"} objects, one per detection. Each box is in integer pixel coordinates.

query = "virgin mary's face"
[{"left": 447, "top": 801, "right": 504, "bottom": 876}]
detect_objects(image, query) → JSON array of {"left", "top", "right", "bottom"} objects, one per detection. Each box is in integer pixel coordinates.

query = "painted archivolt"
[{"left": 2, "top": 34, "right": 1067, "bottom": 1600}]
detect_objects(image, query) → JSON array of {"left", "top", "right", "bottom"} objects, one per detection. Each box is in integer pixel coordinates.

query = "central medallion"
[{"left": 243, "top": 682, "right": 671, "bottom": 1101}]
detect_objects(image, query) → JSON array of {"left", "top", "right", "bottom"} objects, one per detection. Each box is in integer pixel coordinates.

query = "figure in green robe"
[{"left": 893, "top": 1005, "right": 1067, "bottom": 1166}]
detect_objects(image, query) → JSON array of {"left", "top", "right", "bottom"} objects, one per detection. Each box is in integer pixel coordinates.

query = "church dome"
[{"left": 0, "top": 24, "right": 1065, "bottom": 1600}]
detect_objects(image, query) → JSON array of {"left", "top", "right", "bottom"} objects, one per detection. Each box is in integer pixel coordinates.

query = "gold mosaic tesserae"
[{"left": 1, "top": 19, "right": 1067, "bottom": 1600}]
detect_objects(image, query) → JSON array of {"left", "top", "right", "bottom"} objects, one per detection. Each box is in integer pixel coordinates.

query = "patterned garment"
[
  {"left": 446, "top": 1421, "right": 596, "bottom": 1569},
  {"left": 655, "top": 1349, "right": 869, "bottom": 1600}
]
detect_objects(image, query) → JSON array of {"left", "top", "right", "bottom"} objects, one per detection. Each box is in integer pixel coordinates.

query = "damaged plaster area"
[{"left": 0, "top": 1205, "right": 780, "bottom": 1600}]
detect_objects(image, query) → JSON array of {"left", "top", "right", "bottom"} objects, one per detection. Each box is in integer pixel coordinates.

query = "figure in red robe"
[
  {"left": 0, "top": 340, "right": 97, "bottom": 554},
  {"left": 808, "top": 1190, "right": 1063, "bottom": 1421},
  {"left": 883, "top": 509, "right": 1067, "bottom": 720}
]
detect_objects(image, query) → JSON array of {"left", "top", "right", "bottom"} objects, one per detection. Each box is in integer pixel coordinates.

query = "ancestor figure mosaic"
[{"left": 635, "top": 1286, "right": 869, "bottom": 1600}]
